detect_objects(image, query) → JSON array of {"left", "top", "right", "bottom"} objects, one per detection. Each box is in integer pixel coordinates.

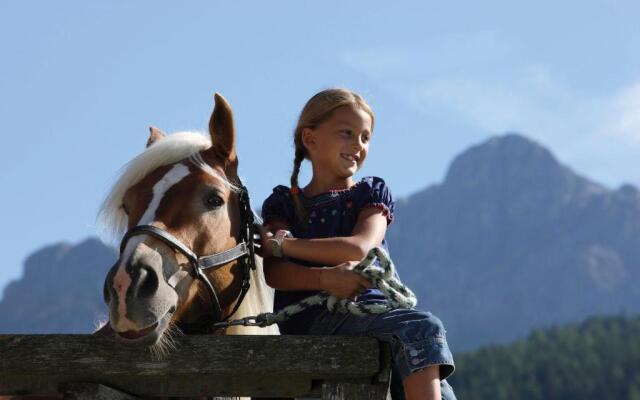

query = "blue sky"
[{"left": 1, "top": 1, "right": 639, "bottom": 295}]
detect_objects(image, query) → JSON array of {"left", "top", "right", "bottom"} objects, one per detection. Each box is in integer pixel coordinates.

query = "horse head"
[{"left": 98, "top": 94, "right": 276, "bottom": 351}]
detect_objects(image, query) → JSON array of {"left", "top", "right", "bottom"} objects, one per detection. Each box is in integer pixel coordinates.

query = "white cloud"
[
  {"left": 342, "top": 31, "right": 509, "bottom": 81},
  {"left": 598, "top": 82, "right": 640, "bottom": 146},
  {"left": 342, "top": 32, "right": 640, "bottom": 188}
]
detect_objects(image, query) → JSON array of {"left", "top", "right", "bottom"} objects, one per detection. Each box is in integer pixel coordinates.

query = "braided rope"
[{"left": 254, "top": 246, "right": 417, "bottom": 327}]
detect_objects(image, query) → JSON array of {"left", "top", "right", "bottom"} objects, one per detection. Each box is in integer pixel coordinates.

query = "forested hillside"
[{"left": 448, "top": 315, "right": 640, "bottom": 399}]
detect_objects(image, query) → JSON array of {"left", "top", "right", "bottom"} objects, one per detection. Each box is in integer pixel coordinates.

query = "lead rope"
[{"left": 214, "top": 246, "right": 417, "bottom": 329}]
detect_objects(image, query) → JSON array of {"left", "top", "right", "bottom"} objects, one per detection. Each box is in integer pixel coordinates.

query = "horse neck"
[{"left": 226, "top": 256, "right": 279, "bottom": 335}]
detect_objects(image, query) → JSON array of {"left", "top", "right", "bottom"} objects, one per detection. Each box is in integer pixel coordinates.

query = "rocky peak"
[
  {"left": 0, "top": 239, "right": 116, "bottom": 333},
  {"left": 445, "top": 133, "right": 570, "bottom": 191}
]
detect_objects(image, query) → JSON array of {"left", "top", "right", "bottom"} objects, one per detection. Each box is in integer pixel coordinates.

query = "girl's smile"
[{"left": 302, "top": 105, "right": 373, "bottom": 191}]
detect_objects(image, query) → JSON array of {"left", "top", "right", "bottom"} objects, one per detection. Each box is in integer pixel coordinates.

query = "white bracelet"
[{"left": 269, "top": 229, "right": 292, "bottom": 258}]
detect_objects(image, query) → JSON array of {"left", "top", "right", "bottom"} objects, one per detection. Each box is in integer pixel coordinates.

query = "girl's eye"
[
  {"left": 340, "top": 129, "right": 353, "bottom": 137},
  {"left": 204, "top": 193, "right": 224, "bottom": 209},
  {"left": 361, "top": 134, "right": 370, "bottom": 143}
]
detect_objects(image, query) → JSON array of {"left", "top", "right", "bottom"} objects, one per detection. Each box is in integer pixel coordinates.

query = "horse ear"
[
  {"left": 147, "top": 126, "right": 166, "bottom": 148},
  {"left": 206, "top": 93, "right": 237, "bottom": 166}
]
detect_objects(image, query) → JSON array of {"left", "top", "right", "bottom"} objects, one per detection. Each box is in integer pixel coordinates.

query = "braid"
[
  {"left": 290, "top": 147, "right": 308, "bottom": 225},
  {"left": 290, "top": 147, "right": 303, "bottom": 188}
]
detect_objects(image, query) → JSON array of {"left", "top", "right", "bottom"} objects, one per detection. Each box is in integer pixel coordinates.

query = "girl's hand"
[
  {"left": 319, "top": 261, "right": 373, "bottom": 301},
  {"left": 255, "top": 224, "right": 274, "bottom": 258}
]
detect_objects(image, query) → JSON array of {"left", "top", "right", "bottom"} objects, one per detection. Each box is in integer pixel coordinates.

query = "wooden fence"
[{"left": 0, "top": 334, "right": 391, "bottom": 399}]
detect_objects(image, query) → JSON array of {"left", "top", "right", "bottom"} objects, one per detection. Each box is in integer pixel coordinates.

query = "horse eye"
[{"left": 204, "top": 193, "right": 224, "bottom": 209}]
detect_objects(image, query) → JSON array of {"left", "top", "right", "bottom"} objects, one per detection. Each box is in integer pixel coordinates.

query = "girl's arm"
[
  {"left": 272, "top": 208, "right": 389, "bottom": 265},
  {"left": 263, "top": 257, "right": 371, "bottom": 300},
  {"left": 260, "top": 217, "right": 376, "bottom": 299}
]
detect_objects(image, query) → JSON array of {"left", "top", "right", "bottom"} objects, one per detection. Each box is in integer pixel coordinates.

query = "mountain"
[
  {"left": 386, "top": 133, "right": 640, "bottom": 350},
  {"left": 447, "top": 314, "right": 640, "bottom": 399},
  {"left": 0, "top": 238, "right": 116, "bottom": 333}
]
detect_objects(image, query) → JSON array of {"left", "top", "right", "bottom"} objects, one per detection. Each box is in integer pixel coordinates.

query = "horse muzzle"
[{"left": 104, "top": 247, "right": 179, "bottom": 345}]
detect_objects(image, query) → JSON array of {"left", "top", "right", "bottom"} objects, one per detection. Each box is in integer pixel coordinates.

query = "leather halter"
[{"left": 119, "top": 185, "right": 257, "bottom": 331}]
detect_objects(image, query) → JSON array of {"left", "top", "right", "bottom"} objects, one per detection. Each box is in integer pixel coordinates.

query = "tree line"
[{"left": 447, "top": 314, "right": 640, "bottom": 399}]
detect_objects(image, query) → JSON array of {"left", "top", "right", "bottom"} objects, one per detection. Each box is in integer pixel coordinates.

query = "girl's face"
[{"left": 302, "top": 105, "right": 373, "bottom": 180}]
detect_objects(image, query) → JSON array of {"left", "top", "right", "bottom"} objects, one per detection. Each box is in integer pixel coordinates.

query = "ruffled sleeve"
[
  {"left": 261, "top": 186, "right": 295, "bottom": 226},
  {"left": 356, "top": 176, "right": 395, "bottom": 225}
]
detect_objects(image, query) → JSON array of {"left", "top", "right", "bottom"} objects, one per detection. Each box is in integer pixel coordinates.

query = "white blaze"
[
  {"left": 112, "top": 163, "right": 191, "bottom": 331},
  {"left": 139, "top": 163, "right": 191, "bottom": 225}
]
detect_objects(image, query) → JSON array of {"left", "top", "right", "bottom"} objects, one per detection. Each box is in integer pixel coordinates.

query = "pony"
[{"left": 96, "top": 93, "right": 278, "bottom": 356}]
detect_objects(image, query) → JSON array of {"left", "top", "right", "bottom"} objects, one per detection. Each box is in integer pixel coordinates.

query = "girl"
[{"left": 258, "top": 88, "right": 456, "bottom": 400}]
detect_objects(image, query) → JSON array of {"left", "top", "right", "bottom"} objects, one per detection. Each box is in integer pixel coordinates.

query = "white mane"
[
  {"left": 97, "top": 131, "right": 211, "bottom": 242},
  {"left": 228, "top": 257, "right": 280, "bottom": 335}
]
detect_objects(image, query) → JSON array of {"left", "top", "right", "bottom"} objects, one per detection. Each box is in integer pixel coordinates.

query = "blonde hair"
[{"left": 290, "top": 88, "right": 375, "bottom": 225}]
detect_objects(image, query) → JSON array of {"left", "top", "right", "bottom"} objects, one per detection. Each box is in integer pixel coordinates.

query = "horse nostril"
[
  {"left": 132, "top": 263, "right": 159, "bottom": 299},
  {"left": 103, "top": 279, "right": 111, "bottom": 304},
  {"left": 103, "top": 266, "right": 116, "bottom": 304}
]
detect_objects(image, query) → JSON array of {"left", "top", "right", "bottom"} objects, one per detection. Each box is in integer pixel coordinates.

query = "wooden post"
[{"left": 0, "top": 335, "right": 390, "bottom": 399}]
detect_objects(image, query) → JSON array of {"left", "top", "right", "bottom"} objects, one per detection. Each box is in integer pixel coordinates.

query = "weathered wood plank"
[
  {"left": 0, "top": 335, "right": 383, "bottom": 399},
  {"left": 58, "top": 383, "right": 141, "bottom": 400},
  {"left": 320, "top": 344, "right": 392, "bottom": 400},
  {"left": 321, "top": 382, "right": 389, "bottom": 400}
]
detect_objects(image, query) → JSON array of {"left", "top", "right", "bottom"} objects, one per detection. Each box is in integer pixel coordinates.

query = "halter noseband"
[{"left": 118, "top": 185, "right": 257, "bottom": 331}]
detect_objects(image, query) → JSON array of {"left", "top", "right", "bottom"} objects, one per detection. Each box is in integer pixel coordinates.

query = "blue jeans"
[{"left": 307, "top": 307, "right": 457, "bottom": 400}]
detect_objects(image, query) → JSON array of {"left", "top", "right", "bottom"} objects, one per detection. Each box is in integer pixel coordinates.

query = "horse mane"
[
  {"left": 97, "top": 131, "right": 211, "bottom": 242},
  {"left": 227, "top": 256, "right": 279, "bottom": 335}
]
